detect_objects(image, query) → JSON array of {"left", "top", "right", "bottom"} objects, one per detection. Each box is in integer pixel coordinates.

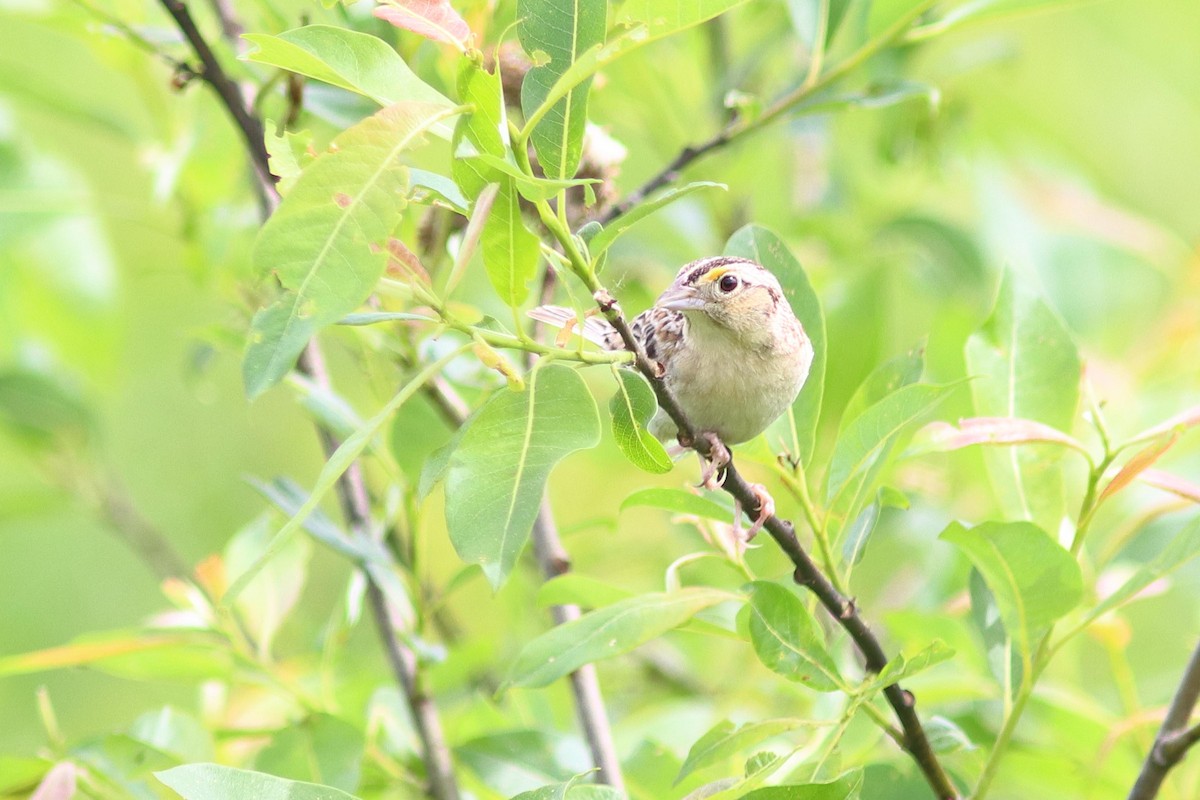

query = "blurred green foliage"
[{"left": 2, "top": 0, "right": 1200, "bottom": 798}]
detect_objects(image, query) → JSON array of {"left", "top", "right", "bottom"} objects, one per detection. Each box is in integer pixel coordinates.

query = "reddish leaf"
[
  {"left": 916, "top": 417, "right": 1088, "bottom": 454},
  {"left": 374, "top": 0, "right": 471, "bottom": 50},
  {"left": 1139, "top": 469, "right": 1200, "bottom": 504},
  {"left": 1099, "top": 434, "right": 1180, "bottom": 505},
  {"left": 31, "top": 762, "right": 76, "bottom": 800},
  {"left": 1129, "top": 404, "right": 1200, "bottom": 444}
]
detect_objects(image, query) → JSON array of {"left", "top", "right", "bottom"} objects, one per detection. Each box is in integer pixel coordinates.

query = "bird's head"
[{"left": 656, "top": 256, "right": 790, "bottom": 346}]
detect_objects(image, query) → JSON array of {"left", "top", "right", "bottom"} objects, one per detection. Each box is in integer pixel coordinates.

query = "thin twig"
[
  {"left": 156, "top": 0, "right": 273, "bottom": 188},
  {"left": 1129, "top": 639, "right": 1200, "bottom": 799},
  {"left": 147, "top": 4, "right": 460, "bottom": 797},
  {"left": 600, "top": 0, "right": 936, "bottom": 226}
]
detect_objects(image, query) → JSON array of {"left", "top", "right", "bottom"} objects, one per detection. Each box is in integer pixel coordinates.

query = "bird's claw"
[
  {"left": 697, "top": 432, "right": 730, "bottom": 490},
  {"left": 737, "top": 482, "right": 775, "bottom": 541}
]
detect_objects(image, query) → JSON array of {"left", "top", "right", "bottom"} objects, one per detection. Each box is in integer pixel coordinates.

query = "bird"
[{"left": 530, "top": 255, "right": 813, "bottom": 537}]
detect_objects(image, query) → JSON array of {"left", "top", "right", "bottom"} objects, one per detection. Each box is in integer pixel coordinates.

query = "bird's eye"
[{"left": 718, "top": 274, "right": 739, "bottom": 293}]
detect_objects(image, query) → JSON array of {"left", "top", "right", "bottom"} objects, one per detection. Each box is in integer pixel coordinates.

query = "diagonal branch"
[
  {"left": 600, "top": 0, "right": 937, "bottom": 226},
  {"left": 591, "top": 291, "right": 957, "bottom": 799},
  {"left": 1129, "top": 638, "right": 1200, "bottom": 799}
]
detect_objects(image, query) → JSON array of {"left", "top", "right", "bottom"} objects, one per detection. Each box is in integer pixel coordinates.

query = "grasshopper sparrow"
[{"left": 532, "top": 256, "right": 813, "bottom": 534}]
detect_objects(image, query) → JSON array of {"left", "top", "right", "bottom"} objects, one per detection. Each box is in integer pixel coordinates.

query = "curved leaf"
[
  {"left": 244, "top": 102, "right": 459, "bottom": 397},
  {"left": 965, "top": 272, "right": 1081, "bottom": 528},
  {"left": 940, "top": 520, "right": 1082, "bottom": 662},
  {"left": 156, "top": 764, "right": 361, "bottom": 800},
  {"left": 676, "top": 718, "right": 818, "bottom": 785},
  {"left": 374, "top": 0, "right": 472, "bottom": 50},
  {"left": 445, "top": 365, "right": 600, "bottom": 588},
  {"left": 505, "top": 587, "right": 732, "bottom": 688},
  {"left": 745, "top": 581, "right": 841, "bottom": 691},
  {"left": 610, "top": 368, "right": 672, "bottom": 473},
  {"left": 620, "top": 487, "right": 733, "bottom": 521},
  {"left": 518, "top": 0, "right": 607, "bottom": 179},
  {"left": 242, "top": 25, "right": 453, "bottom": 114}
]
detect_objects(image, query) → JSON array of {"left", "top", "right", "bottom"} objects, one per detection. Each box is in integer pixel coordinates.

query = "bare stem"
[
  {"left": 1128, "top": 639, "right": 1200, "bottom": 800},
  {"left": 600, "top": 0, "right": 936, "bottom": 226}
]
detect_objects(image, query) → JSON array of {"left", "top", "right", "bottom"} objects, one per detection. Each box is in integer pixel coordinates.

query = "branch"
[
  {"left": 1129, "top": 639, "right": 1200, "bottom": 800},
  {"left": 590, "top": 293, "right": 956, "bottom": 798},
  {"left": 148, "top": 4, "right": 460, "bottom": 797},
  {"left": 156, "top": 0, "right": 273, "bottom": 189},
  {"left": 600, "top": 0, "right": 936, "bottom": 226}
]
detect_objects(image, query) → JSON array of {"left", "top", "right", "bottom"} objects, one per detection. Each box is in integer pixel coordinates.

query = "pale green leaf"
[
  {"left": 156, "top": 763, "right": 361, "bottom": 800},
  {"left": 518, "top": 0, "right": 607, "bottom": 179},
  {"left": 740, "top": 773, "right": 863, "bottom": 799},
  {"left": 1082, "top": 515, "right": 1200, "bottom": 626},
  {"left": 243, "top": 25, "right": 453, "bottom": 136},
  {"left": 455, "top": 149, "right": 600, "bottom": 202},
  {"left": 826, "top": 383, "right": 955, "bottom": 538},
  {"left": 870, "top": 640, "right": 956, "bottom": 690},
  {"left": 445, "top": 365, "right": 600, "bottom": 589},
  {"left": 940, "top": 520, "right": 1082, "bottom": 662},
  {"left": 620, "top": 487, "right": 733, "bottom": 521},
  {"left": 966, "top": 272, "right": 1081, "bottom": 529},
  {"left": 616, "top": 0, "right": 751, "bottom": 36},
  {"left": 676, "top": 718, "right": 817, "bottom": 785},
  {"left": 253, "top": 714, "right": 364, "bottom": 793},
  {"left": 724, "top": 225, "right": 824, "bottom": 464},
  {"left": 745, "top": 581, "right": 841, "bottom": 692},
  {"left": 610, "top": 369, "right": 672, "bottom": 473},
  {"left": 505, "top": 587, "right": 733, "bottom": 688},
  {"left": 225, "top": 513, "right": 312, "bottom": 655},
  {"left": 452, "top": 63, "right": 507, "bottom": 199},
  {"left": 481, "top": 178, "right": 539, "bottom": 309},
  {"left": 537, "top": 574, "right": 635, "bottom": 609},
  {"left": 244, "top": 102, "right": 459, "bottom": 398},
  {"left": 841, "top": 345, "right": 925, "bottom": 429}
]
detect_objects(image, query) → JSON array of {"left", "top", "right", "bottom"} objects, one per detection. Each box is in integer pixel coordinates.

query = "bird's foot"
[
  {"left": 697, "top": 432, "right": 730, "bottom": 490},
  {"left": 740, "top": 482, "right": 775, "bottom": 541}
]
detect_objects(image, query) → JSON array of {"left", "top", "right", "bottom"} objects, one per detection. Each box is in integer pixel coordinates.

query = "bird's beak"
[{"left": 658, "top": 285, "right": 705, "bottom": 312}]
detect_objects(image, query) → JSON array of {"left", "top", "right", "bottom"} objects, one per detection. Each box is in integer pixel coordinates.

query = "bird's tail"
[{"left": 528, "top": 305, "right": 617, "bottom": 349}]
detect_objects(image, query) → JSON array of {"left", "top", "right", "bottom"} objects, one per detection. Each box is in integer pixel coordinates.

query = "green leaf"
[
  {"left": 940, "top": 521, "right": 1082, "bottom": 662},
  {"left": 242, "top": 26, "right": 453, "bottom": 135},
  {"left": 0, "top": 367, "right": 92, "bottom": 444},
  {"left": 129, "top": 707, "right": 214, "bottom": 763},
  {"left": 505, "top": 587, "right": 733, "bottom": 688},
  {"left": 457, "top": 150, "right": 599, "bottom": 202},
  {"left": 452, "top": 63, "right": 508, "bottom": 199},
  {"left": 825, "top": 383, "right": 955, "bottom": 537},
  {"left": 620, "top": 487, "right": 733, "bottom": 521},
  {"left": 965, "top": 272, "right": 1081, "bottom": 528},
  {"left": 745, "top": 581, "right": 841, "bottom": 691},
  {"left": 740, "top": 773, "right": 863, "bottom": 799},
  {"left": 480, "top": 178, "right": 540, "bottom": 309},
  {"left": 841, "top": 345, "right": 925, "bottom": 429},
  {"left": 610, "top": 369, "right": 672, "bottom": 473},
  {"left": 589, "top": 182, "right": 727, "bottom": 255},
  {"left": 1082, "top": 515, "right": 1200, "bottom": 626},
  {"left": 869, "top": 640, "right": 955, "bottom": 690},
  {"left": 518, "top": 0, "right": 607, "bottom": 180},
  {"left": 445, "top": 365, "right": 600, "bottom": 589},
  {"left": 225, "top": 513, "right": 312, "bottom": 655},
  {"left": 676, "top": 718, "right": 817, "bottom": 785},
  {"left": 156, "top": 764, "right": 362, "bottom": 800},
  {"left": 244, "top": 102, "right": 459, "bottom": 398},
  {"left": 254, "top": 714, "right": 365, "bottom": 793},
  {"left": 724, "top": 225, "right": 825, "bottom": 464},
  {"left": 616, "top": 0, "right": 752, "bottom": 37},
  {"left": 537, "top": 574, "right": 635, "bottom": 608}
]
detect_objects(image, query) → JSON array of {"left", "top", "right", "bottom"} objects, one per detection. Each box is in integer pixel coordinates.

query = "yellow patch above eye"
[{"left": 699, "top": 267, "right": 731, "bottom": 284}]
